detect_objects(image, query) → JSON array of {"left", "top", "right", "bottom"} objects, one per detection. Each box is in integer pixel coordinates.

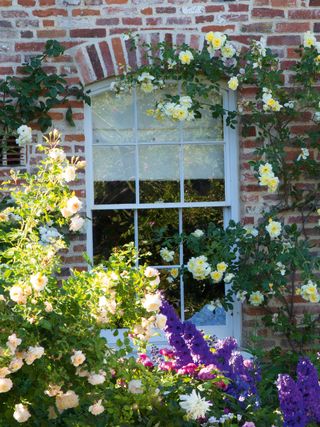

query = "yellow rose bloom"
[
  {"left": 211, "top": 270, "right": 223, "bottom": 283},
  {"left": 216, "top": 262, "right": 228, "bottom": 273},
  {"left": 228, "top": 77, "right": 239, "bottom": 91},
  {"left": 179, "top": 50, "right": 194, "bottom": 65}
]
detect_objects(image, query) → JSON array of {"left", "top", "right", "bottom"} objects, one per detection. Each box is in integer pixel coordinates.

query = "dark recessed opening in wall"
[{"left": 0, "top": 137, "right": 24, "bottom": 167}]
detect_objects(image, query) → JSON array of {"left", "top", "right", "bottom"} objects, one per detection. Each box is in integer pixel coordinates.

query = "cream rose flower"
[
  {"left": 24, "top": 346, "right": 44, "bottom": 365},
  {"left": 44, "top": 384, "right": 62, "bottom": 397},
  {"left": 155, "top": 313, "right": 167, "bottom": 329},
  {"left": 44, "top": 301, "right": 53, "bottom": 313},
  {"left": 0, "top": 378, "right": 13, "bottom": 393},
  {"left": 88, "top": 372, "right": 105, "bottom": 385},
  {"left": 30, "top": 272, "right": 48, "bottom": 292},
  {"left": 9, "top": 358, "right": 24, "bottom": 373},
  {"left": 179, "top": 50, "right": 194, "bottom": 65},
  {"left": 62, "top": 165, "right": 76, "bottom": 182},
  {"left": 249, "top": 291, "right": 264, "bottom": 306},
  {"left": 7, "top": 333, "right": 22, "bottom": 354},
  {"left": 265, "top": 220, "right": 282, "bottom": 239},
  {"left": 56, "top": 390, "right": 79, "bottom": 412},
  {"left": 69, "top": 215, "right": 85, "bottom": 232},
  {"left": 228, "top": 76, "right": 239, "bottom": 91},
  {"left": 13, "top": 404, "right": 31, "bottom": 423},
  {"left": 142, "top": 293, "right": 162, "bottom": 312},
  {"left": 70, "top": 350, "right": 86, "bottom": 367},
  {"left": 66, "top": 196, "right": 82, "bottom": 214},
  {"left": 9, "top": 286, "right": 27, "bottom": 304},
  {"left": 0, "top": 367, "right": 11, "bottom": 378},
  {"left": 128, "top": 379, "right": 143, "bottom": 394},
  {"left": 89, "top": 399, "right": 105, "bottom": 416}
]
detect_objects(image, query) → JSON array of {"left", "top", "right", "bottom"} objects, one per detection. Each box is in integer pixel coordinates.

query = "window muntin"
[{"left": 88, "top": 82, "right": 238, "bottom": 334}]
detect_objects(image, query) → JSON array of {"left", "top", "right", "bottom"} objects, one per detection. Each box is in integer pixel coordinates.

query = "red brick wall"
[{"left": 1, "top": 0, "right": 319, "bottom": 346}]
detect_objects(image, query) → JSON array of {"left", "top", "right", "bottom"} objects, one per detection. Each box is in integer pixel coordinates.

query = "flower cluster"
[
  {"left": 148, "top": 96, "right": 195, "bottom": 122},
  {"left": 299, "top": 280, "right": 320, "bottom": 303},
  {"left": 277, "top": 358, "right": 320, "bottom": 426},
  {"left": 265, "top": 219, "right": 282, "bottom": 239},
  {"left": 258, "top": 162, "right": 280, "bottom": 193},
  {"left": 187, "top": 255, "right": 211, "bottom": 281},
  {"left": 262, "top": 88, "right": 283, "bottom": 112},
  {"left": 15, "top": 125, "right": 32, "bottom": 146},
  {"left": 205, "top": 32, "right": 237, "bottom": 64}
]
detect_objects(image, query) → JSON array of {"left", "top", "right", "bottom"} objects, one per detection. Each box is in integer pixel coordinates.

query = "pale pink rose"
[
  {"left": 9, "top": 358, "right": 23, "bottom": 373},
  {"left": 7, "top": 333, "right": 22, "bottom": 354},
  {"left": 62, "top": 165, "right": 76, "bottom": 182},
  {"left": 0, "top": 378, "right": 13, "bottom": 393},
  {"left": 9, "top": 286, "right": 26, "bottom": 304},
  {"left": 44, "top": 301, "right": 53, "bottom": 313},
  {"left": 88, "top": 399, "right": 105, "bottom": 416},
  {"left": 128, "top": 379, "right": 143, "bottom": 394},
  {"left": 70, "top": 350, "right": 86, "bottom": 367},
  {"left": 66, "top": 196, "right": 82, "bottom": 215},
  {"left": 142, "top": 293, "right": 162, "bottom": 312},
  {"left": 155, "top": 313, "right": 167, "bottom": 329},
  {"left": 88, "top": 373, "right": 105, "bottom": 385},
  {"left": 44, "top": 384, "right": 62, "bottom": 397},
  {"left": 60, "top": 207, "right": 73, "bottom": 218},
  {"left": 24, "top": 346, "right": 44, "bottom": 365},
  {"left": 55, "top": 390, "right": 79, "bottom": 412},
  {"left": 30, "top": 273, "right": 48, "bottom": 292},
  {"left": 0, "top": 367, "right": 11, "bottom": 378},
  {"left": 69, "top": 215, "right": 85, "bottom": 232},
  {"left": 48, "top": 406, "right": 58, "bottom": 420},
  {"left": 13, "top": 404, "right": 31, "bottom": 423}
]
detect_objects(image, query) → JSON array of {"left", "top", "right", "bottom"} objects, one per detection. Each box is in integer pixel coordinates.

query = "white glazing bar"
[
  {"left": 92, "top": 140, "right": 225, "bottom": 147},
  {"left": 92, "top": 201, "right": 229, "bottom": 210},
  {"left": 133, "top": 86, "right": 139, "bottom": 205},
  {"left": 179, "top": 208, "right": 185, "bottom": 321},
  {"left": 134, "top": 209, "right": 139, "bottom": 268},
  {"left": 222, "top": 89, "right": 231, "bottom": 205}
]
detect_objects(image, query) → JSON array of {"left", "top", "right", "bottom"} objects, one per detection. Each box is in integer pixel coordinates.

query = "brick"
[
  {"left": 310, "top": 0, "right": 320, "bottom": 5},
  {"left": 96, "top": 18, "right": 119, "bottom": 25},
  {"left": 314, "top": 23, "right": 320, "bottom": 33},
  {"left": 72, "top": 9, "right": 101, "bottom": 16},
  {"left": 221, "top": 13, "right": 249, "bottom": 22},
  {"left": 205, "top": 5, "right": 225, "bottom": 13},
  {"left": 37, "top": 29, "right": 66, "bottom": 38},
  {"left": 202, "top": 25, "right": 236, "bottom": 33},
  {"left": 33, "top": 9, "right": 68, "bottom": 17},
  {"left": 39, "top": 0, "right": 55, "bottom": 4},
  {"left": 241, "top": 22, "right": 273, "bottom": 33},
  {"left": 141, "top": 7, "right": 152, "bottom": 15},
  {"left": 166, "top": 17, "right": 192, "bottom": 25},
  {"left": 85, "top": 0, "right": 102, "bottom": 4},
  {"left": 0, "top": 0, "right": 11, "bottom": 5},
  {"left": 99, "top": 41, "right": 115, "bottom": 76},
  {"left": 252, "top": 8, "right": 284, "bottom": 18},
  {"left": 106, "top": 0, "right": 128, "bottom": 3},
  {"left": 0, "top": 66, "right": 13, "bottom": 74},
  {"left": 267, "top": 35, "right": 301, "bottom": 46},
  {"left": 17, "top": 0, "right": 35, "bottom": 5},
  {"left": 156, "top": 6, "right": 175, "bottom": 13},
  {"left": 111, "top": 37, "right": 126, "bottom": 71},
  {"left": 20, "top": 30, "right": 33, "bottom": 38},
  {"left": 228, "top": 4, "right": 249, "bottom": 12},
  {"left": 276, "top": 22, "right": 310, "bottom": 32},
  {"left": 86, "top": 44, "right": 104, "bottom": 81},
  {"left": 43, "top": 20, "right": 55, "bottom": 27},
  {"left": 64, "top": 134, "right": 85, "bottom": 142},
  {"left": 289, "top": 9, "right": 320, "bottom": 19},
  {"left": 125, "top": 38, "right": 137, "bottom": 69},
  {"left": 146, "top": 17, "right": 162, "bottom": 25},
  {"left": 2, "top": 10, "right": 28, "bottom": 17},
  {"left": 70, "top": 28, "right": 106, "bottom": 38},
  {"left": 0, "top": 20, "right": 12, "bottom": 27},
  {"left": 195, "top": 15, "right": 214, "bottom": 24},
  {"left": 15, "top": 42, "right": 46, "bottom": 51},
  {"left": 122, "top": 17, "right": 142, "bottom": 25},
  {"left": 15, "top": 19, "right": 39, "bottom": 27}
]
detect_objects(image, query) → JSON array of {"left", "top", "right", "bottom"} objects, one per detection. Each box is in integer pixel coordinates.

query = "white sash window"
[{"left": 85, "top": 81, "right": 241, "bottom": 343}]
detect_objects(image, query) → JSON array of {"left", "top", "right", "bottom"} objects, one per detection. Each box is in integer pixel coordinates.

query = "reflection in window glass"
[
  {"left": 139, "top": 144, "right": 180, "bottom": 203},
  {"left": 92, "top": 90, "right": 134, "bottom": 145},
  {"left": 138, "top": 209, "right": 179, "bottom": 266},
  {"left": 93, "top": 146, "right": 135, "bottom": 204},
  {"left": 159, "top": 267, "right": 181, "bottom": 316},
  {"left": 92, "top": 210, "right": 134, "bottom": 263},
  {"left": 184, "top": 144, "right": 225, "bottom": 202}
]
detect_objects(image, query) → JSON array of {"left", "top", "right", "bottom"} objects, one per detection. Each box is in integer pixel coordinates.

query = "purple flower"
[
  {"left": 296, "top": 357, "right": 320, "bottom": 422},
  {"left": 198, "top": 364, "right": 218, "bottom": 380},
  {"left": 242, "top": 423, "right": 256, "bottom": 427},
  {"left": 277, "top": 374, "right": 307, "bottom": 427}
]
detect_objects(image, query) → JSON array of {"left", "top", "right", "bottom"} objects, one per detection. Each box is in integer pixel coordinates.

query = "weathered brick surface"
[{"left": 0, "top": 0, "right": 319, "bottom": 347}]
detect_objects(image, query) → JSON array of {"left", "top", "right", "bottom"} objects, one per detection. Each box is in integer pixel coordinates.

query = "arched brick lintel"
[{"left": 71, "top": 31, "right": 206, "bottom": 86}]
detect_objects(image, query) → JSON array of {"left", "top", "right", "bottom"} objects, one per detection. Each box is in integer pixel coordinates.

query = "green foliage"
[{"left": 0, "top": 40, "right": 90, "bottom": 141}]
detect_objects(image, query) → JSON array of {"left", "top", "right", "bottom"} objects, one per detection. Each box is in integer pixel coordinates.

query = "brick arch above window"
[{"left": 72, "top": 32, "right": 207, "bottom": 85}]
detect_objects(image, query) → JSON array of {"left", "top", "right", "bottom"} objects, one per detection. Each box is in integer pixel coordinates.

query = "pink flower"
[
  {"left": 159, "top": 361, "right": 175, "bottom": 371},
  {"left": 159, "top": 348, "right": 175, "bottom": 359},
  {"left": 177, "top": 363, "right": 198, "bottom": 375},
  {"left": 242, "top": 422, "right": 256, "bottom": 427},
  {"left": 198, "top": 364, "right": 219, "bottom": 380}
]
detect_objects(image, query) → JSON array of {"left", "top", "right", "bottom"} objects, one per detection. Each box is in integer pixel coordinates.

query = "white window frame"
[{"left": 84, "top": 80, "right": 242, "bottom": 345}]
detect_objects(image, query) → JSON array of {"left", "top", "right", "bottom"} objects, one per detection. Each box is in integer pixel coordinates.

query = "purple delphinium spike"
[
  {"left": 182, "top": 321, "right": 215, "bottom": 365},
  {"left": 277, "top": 374, "right": 307, "bottom": 427},
  {"left": 160, "top": 300, "right": 193, "bottom": 368},
  {"left": 296, "top": 357, "right": 320, "bottom": 423}
]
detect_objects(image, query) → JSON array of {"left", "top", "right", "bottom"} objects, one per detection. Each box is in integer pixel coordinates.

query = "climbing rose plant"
[{"left": 116, "top": 31, "right": 320, "bottom": 353}]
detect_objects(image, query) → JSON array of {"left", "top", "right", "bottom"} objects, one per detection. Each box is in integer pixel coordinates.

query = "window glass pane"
[
  {"left": 92, "top": 210, "right": 134, "bottom": 263},
  {"left": 184, "top": 144, "right": 225, "bottom": 202},
  {"left": 159, "top": 267, "right": 182, "bottom": 316},
  {"left": 137, "top": 85, "right": 180, "bottom": 143},
  {"left": 93, "top": 146, "right": 135, "bottom": 204},
  {"left": 182, "top": 92, "right": 223, "bottom": 142},
  {"left": 138, "top": 209, "right": 179, "bottom": 266},
  {"left": 182, "top": 207, "right": 226, "bottom": 325},
  {"left": 92, "top": 90, "right": 134, "bottom": 145},
  {"left": 139, "top": 144, "right": 180, "bottom": 203}
]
